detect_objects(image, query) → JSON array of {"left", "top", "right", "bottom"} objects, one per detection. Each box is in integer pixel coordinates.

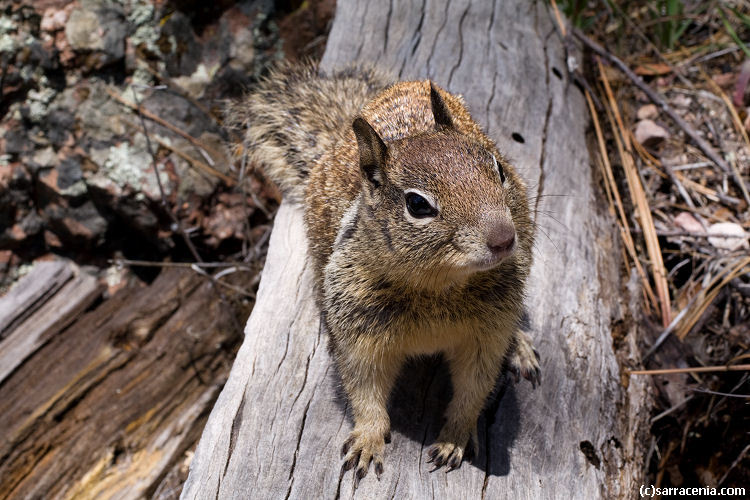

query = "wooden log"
[
  {"left": 0, "top": 260, "right": 73, "bottom": 338},
  {"left": 183, "top": 0, "right": 651, "bottom": 498},
  {"left": 0, "top": 264, "right": 247, "bottom": 499},
  {"left": 0, "top": 261, "right": 101, "bottom": 385}
]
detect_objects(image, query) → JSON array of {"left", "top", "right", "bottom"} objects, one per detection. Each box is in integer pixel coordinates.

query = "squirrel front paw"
[
  {"left": 426, "top": 425, "right": 478, "bottom": 471},
  {"left": 508, "top": 329, "right": 541, "bottom": 388},
  {"left": 341, "top": 428, "right": 387, "bottom": 486}
]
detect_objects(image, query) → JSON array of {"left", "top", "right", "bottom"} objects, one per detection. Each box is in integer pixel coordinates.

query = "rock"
[
  {"left": 43, "top": 201, "right": 108, "bottom": 248},
  {"left": 65, "top": 9, "right": 102, "bottom": 51},
  {"left": 671, "top": 93, "right": 691, "bottom": 108},
  {"left": 4, "top": 126, "right": 33, "bottom": 156},
  {"left": 707, "top": 222, "right": 749, "bottom": 252},
  {"left": 158, "top": 11, "right": 202, "bottom": 77},
  {"left": 45, "top": 108, "right": 76, "bottom": 148},
  {"left": 674, "top": 212, "right": 703, "bottom": 234},
  {"left": 634, "top": 119, "right": 670, "bottom": 148},
  {"left": 30, "top": 147, "right": 59, "bottom": 169},
  {"left": 636, "top": 104, "right": 658, "bottom": 120},
  {"left": 57, "top": 156, "right": 84, "bottom": 190},
  {"left": 65, "top": 2, "right": 126, "bottom": 70},
  {"left": 202, "top": 192, "right": 253, "bottom": 247},
  {"left": 40, "top": 5, "right": 73, "bottom": 33},
  {"left": 170, "top": 132, "right": 232, "bottom": 199},
  {"left": 44, "top": 229, "right": 63, "bottom": 249}
]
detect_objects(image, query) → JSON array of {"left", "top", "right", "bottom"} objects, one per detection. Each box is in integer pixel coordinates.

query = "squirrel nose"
[{"left": 487, "top": 223, "right": 516, "bottom": 254}]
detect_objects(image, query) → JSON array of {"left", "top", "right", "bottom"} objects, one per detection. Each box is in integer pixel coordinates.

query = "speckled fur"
[
  {"left": 227, "top": 62, "right": 391, "bottom": 202},
  {"left": 235, "top": 62, "right": 538, "bottom": 483}
]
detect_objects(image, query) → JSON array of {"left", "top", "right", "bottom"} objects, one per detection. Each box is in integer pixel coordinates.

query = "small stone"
[
  {"left": 712, "top": 73, "right": 734, "bottom": 89},
  {"left": 65, "top": 5, "right": 126, "bottom": 70},
  {"left": 31, "top": 147, "right": 59, "bottom": 168},
  {"left": 634, "top": 119, "right": 670, "bottom": 148},
  {"left": 672, "top": 94, "right": 691, "bottom": 108},
  {"left": 65, "top": 9, "right": 102, "bottom": 51},
  {"left": 636, "top": 104, "right": 658, "bottom": 120},
  {"left": 707, "top": 222, "right": 749, "bottom": 251},
  {"left": 40, "top": 5, "right": 72, "bottom": 32},
  {"left": 44, "top": 229, "right": 63, "bottom": 248},
  {"left": 674, "top": 212, "right": 703, "bottom": 234}
]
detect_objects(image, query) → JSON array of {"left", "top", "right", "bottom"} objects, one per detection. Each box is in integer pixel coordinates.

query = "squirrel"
[{"left": 229, "top": 62, "right": 540, "bottom": 485}]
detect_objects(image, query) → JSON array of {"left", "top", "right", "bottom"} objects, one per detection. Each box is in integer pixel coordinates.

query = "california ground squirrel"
[{"left": 230, "top": 63, "right": 540, "bottom": 484}]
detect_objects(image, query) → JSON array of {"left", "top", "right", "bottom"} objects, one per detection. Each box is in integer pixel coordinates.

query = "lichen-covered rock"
[
  {"left": 1, "top": 0, "right": 283, "bottom": 268},
  {"left": 65, "top": 1, "right": 127, "bottom": 71}
]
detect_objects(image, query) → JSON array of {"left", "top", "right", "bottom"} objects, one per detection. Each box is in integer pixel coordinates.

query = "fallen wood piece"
[
  {"left": 0, "top": 265, "right": 246, "bottom": 499},
  {"left": 0, "top": 261, "right": 101, "bottom": 385},
  {"left": 184, "top": 1, "right": 651, "bottom": 498},
  {"left": 0, "top": 260, "right": 72, "bottom": 339}
]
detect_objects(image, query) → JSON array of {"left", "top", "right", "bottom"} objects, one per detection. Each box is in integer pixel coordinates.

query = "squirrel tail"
[{"left": 228, "top": 61, "right": 391, "bottom": 202}]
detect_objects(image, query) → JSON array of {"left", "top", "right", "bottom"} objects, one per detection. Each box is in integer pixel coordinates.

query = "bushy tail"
[{"left": 227, "top": 62, "right": 392, "bottom": 202}]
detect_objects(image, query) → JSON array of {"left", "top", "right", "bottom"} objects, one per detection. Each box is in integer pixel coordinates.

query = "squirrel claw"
[
  {"left": 426, "top": 439, "right": 466, "bottom": 472},
  {"left": 508, "top": 330, "right": 541, "bottom": 388}
]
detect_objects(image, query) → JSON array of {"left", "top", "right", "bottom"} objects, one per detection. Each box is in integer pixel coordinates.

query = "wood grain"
[
  {"left": 183, "top": 0, "right": 651, "bottom": 498},
  {"left": 0, "top": 264, "right": 246, "bottom": 499}
]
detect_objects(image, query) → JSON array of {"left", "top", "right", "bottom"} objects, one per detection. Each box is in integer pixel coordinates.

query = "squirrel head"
[{"left": 352, "top": 83, "right": 523, "bottom": 287}]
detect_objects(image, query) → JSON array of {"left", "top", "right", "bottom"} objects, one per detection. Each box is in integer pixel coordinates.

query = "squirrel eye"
[
  {"left": 492, "top": 155, "right": 506, "bottom": 183},
  {"left": 405, "top": 192, "right": 437, "bottom": 218}
]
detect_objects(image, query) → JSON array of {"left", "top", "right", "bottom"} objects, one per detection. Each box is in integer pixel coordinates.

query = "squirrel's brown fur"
[{"left": 233, "top": 62, "right": 540, "bottom": 483}]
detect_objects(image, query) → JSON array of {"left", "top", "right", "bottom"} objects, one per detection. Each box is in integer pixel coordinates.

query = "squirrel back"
[{"left": 229, "top": 63, "right": 391, "bottom": 202}]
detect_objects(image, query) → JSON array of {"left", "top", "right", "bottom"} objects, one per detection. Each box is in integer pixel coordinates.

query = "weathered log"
[
  {"left": 183, "top": 0, "right": 651, "bottom": 498},
  {"left": 0, "top": 260, "right": 101, "bottom": 385},
  {"left": 0, "top": 262, "right": 246, "bottom": 499}
]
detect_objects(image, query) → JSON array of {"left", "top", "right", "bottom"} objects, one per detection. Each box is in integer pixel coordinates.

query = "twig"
[
  {"left": 675, "top": 257, "right": 750, "bottom": 339},
  {"left": 643, "top": 305, "right": 691, "bottom": 361},
  {"left": 548, "top": 0, "right": 567, "bottom": 37},
  {"left": 574, "top": 28, "right": 750, "bottom": 206},
  {"left": 189, "top": 264, "right": 257, "bottom": 299},
  {"left": 585, "top": 89, "right": 659, "bottom": 311},
  {"left": 630, "top": 364, "right": 750, "bottom": 375},
  {"left": 671, "top": 161, "right": 711, "bottom": 171},
  {"left": 110, "top": 258, "right": 255, "bottom": 270},
  {"left": 689, "top": 387, "right": 750, "bottom": 398},
  {"left": 139, "top": 61, "right": 219, "bottom": 122},
  {"left": 651, "top": 395, "right": 694, "bottom": 424},
  {"left": 120, "top": 118, "right": 236, "bottom": 186},
  {"left": 151, "top": 133, "right": 237, "bottom": 186},
  {"left": 131, "top": 85, "right": 204, "bottom": 263},
  {"left": 599, "top": 62, "right": 672, "bottom": 327},
  {"left": 655, "top": 230, "right": 749, "bottom": 239},
  {"left": 106, "top": 87, "right": 226, "bottom": 163},
  {"left": 718, "top": 443, "right": 750, "bottom": 486}
]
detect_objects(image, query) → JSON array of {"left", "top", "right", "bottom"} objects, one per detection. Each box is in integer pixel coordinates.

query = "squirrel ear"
[
  {"left": 429, "top": 82, "right": 454, "bottom": 130},
  {"left": 352, "top": 116, "right": 386, "bottom": 188}
]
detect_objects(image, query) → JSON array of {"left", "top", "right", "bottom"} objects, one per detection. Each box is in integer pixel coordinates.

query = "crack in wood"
[
  {"left": 536, "top": 23, "right": 554, "bottom": 220},
  {"left": 485, "top": 71, "right": 498, "bottom": 133},
  {"left": 425, "top": 0, "right": 450, "bottom": 77},
  {"left": 447, "top": 1, "right": 471, "bottom": 89},
  {"left": 285, "top": 398, "right": 312, "bottom": 498},
  {"left": 224, "top": 391, "right": 246, "bottom": 478},
  {"left": 399, "top": 0, "right": 426, "bottom": 78},
  {"left": 383, "top": 0, "right": 393, "bottom": 55}
]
